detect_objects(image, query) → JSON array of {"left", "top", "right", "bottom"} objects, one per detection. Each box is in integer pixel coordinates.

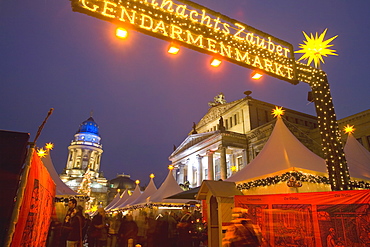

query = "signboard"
[{"left": 70, "top": 0, "right": 298, "bottom": 84}]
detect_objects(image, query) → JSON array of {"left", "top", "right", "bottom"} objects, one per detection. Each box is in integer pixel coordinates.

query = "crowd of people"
[{"left": 49, "top": 198, "right": 207, "bottom": 247}]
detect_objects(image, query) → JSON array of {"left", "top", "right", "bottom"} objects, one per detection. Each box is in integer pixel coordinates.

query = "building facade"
[{"left": 169, "top": 92, "right": 370, "bottom": 188}]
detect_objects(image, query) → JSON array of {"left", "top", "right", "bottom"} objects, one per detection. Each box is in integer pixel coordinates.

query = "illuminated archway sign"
[
  {"left": 71, "top": 0, "right": 298, "bottom": 84},
  {"left": 70, "top": 0, "right": 351, "bottom": 191}
]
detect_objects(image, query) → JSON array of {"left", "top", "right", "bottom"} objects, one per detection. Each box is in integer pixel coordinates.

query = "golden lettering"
[
  {"left": 245, "top": 33, "right": 255, "bottom": 45},
  {"left": 102, "top": 1, "right": 116, "bottom": 18},
  {"left": 234, "top": 48, "right": 250, "bottom": 64},
  {"left": 222, "top": 23, "right": 230, "bottom": 35},
  {"left": 207, "top": 38, "right": 217, "bottom": 53},
  {"left": 189, "top": 10, "right": 199, "bottom": 22},
  {"left": 276, "top": 45, "right": 283, "bottom": 56},
  {"left": 213, "top": 17, "right": 221, "bottom": 31},
  {"left": 118, "top": 7, "right": 136, "bottom": 24},
  {"left": 170, "top": 24, "right": 183, "bottom": 40},
  {"left": 219, "top": 42, "right": 231, "bottom": 57},
  {"left": 176, "top": 5, "right": 188, "bottom": 18},
  {"left": 274, "top": 63, "right": 284, "bottom": 77},
  {"left": 283, "top": 48, "right": 290, "bottom": 57},
  {"left": 263, "top": 58, "right": 273, "bottom": 72},
  {"left": 186, "top": 31, "right": 204, "bottom": 48},
  {"left": 153, "top": 20, "right": 168, "bottom": 36},
  {"left": 80, "top": 0, "right": 99, "bottom": 12},
  {"left": 285, "top": 67, "right": 293, "bottom": 79},
  {"left": 257, "top": 37, "right": 267, "bottom": 49},
  {"left": 252, "top": 56, "right": 264, "bottom": 69},
  {"left": 200, "top": 10, "right": 212, "bottom": 27},
  {"left": 267, "top": 37, "right": 275, "bottom": 53},
  {"left": 160, "top": 0, "right": 174, "bottom": 12},
  {"left": 234, "top": 23, "right": 245, "bottom": 40},
  {"left": 140, "top": 14, "right": 154, "bottom": 30},
  {"left": 150, "top": 0, "right": 159, "bottom": 7}
]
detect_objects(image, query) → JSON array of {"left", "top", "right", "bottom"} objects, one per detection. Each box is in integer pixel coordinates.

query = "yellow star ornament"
[
  {"left": 37, "top": 148, "right": 47, "bottom": 158},
  {"left": 272, "top": 106, "right": 285, "bottom": 118},
  {"left": 295, "top": 28, "right": 338, "bottom": 68},
  {"left": 45, "top": 142, "right": 54, "bottom": 150},
  {"left": 343, "top": 124, "right": 355, "bottom": 134}
]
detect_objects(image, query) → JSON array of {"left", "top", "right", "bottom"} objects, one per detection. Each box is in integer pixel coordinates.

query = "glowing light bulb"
[
  {"left": 210, "top": 58, "right": 222, "bottom": 67},
  {"left": 116, "top": 27, "right": 128, "bottom": 39}
]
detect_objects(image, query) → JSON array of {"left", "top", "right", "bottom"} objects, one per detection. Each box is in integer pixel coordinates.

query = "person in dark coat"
[
  {"left": 118, "top": 214, "right": 138, "bottom": 247},
  {"left": 60, "top": 198, "right": 77, "bottom": 247},
  {"left": 88, "top": 207, "right": 107, "bottom": 247},
  {"left": 66, "top": 205, "right": 85, "bottom": 247}
]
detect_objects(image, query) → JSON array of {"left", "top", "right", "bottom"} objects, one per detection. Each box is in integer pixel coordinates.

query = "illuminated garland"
[
  {"left": 236, "top": 171, "right": 370, "bottom": 190},
  {"left": 236, "top": 171, "right": 330, "bottom": 190},
  {"left": 54, "top": 195, "right": 90, "bottom": 203},
  {"left": 113, "top": 202, "right": 198, "bottom": 211}
]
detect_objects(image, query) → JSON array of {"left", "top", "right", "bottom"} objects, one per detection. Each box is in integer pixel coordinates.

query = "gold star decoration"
[
  {"left": 295, "top": 28, "right": 338, "bottom": 68},
  {"left": 45, "top": 142, "right": 54, "bottom": 150},
  {"left": 343, "top": 124, "right": 355, "bottom": 134},
  {"left": 37, "top": 148, "right": 47, "bottom": 158},
  {"left": 272, "top": 106, "right": 285, "bottom": 118}
]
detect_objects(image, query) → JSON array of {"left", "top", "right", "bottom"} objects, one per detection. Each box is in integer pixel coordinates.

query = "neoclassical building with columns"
[{"left": 169, "top": 92, "right": 370, "bottom": 188}]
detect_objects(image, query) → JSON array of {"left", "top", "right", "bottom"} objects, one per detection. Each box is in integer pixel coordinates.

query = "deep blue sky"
[{"left": 1, "top": 0, "right": 369, "bottom": 186}]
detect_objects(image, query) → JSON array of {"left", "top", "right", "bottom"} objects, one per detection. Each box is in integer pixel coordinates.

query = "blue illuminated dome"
[{"left": 77, "top": 117, "right": 100, "bottom": 136}]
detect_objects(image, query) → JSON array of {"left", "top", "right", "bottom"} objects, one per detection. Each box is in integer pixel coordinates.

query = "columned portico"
[
  {"left": 219, "top": 145, "right": 227, "bottom": 180},
  {"left": 207, "top": 150, "right": 215, "bottom": 181},
  {"left": 197, "top": 155, "right": 203, "bottom": 186}
]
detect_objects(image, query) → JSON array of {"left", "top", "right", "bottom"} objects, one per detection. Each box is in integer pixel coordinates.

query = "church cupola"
[{"left": 62, "top": 115, "right": 104, "bottom": 180}]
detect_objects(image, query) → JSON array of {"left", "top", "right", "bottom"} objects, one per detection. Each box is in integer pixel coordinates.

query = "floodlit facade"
[{"left": 169, "top": 93, "right": 370, "bottom": 188}]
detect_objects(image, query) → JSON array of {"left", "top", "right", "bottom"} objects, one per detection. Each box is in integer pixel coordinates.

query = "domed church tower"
[
  {"left": 64, "top": 116, "right": 103, "bottom": 179},
  {"left": 60, "top": 116, "right": 108, "bottom": 204}
]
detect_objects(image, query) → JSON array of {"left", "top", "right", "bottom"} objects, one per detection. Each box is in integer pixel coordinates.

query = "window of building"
[
  {"left": 367, "top": 136, "right": 370, "bottom": 147},
  {"left": 225, "top": 119, "right": 229, "bottom": 129},
  {"left": 230, "top": 117, "right": 233, "bottom": 127}
]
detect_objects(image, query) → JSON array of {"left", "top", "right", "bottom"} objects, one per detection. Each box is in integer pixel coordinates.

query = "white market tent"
[
  {"left": 226, "top": 115, "right": 370, "bottom": 194},
  {"left": 344, "top": 132, "right": 370, "bottom": 181},
  {"left": 42, "top": 153, "right": 79, "bottom": 196},
  {"left": 226, "top": 116, "right": 330, "bottom": 194},
  {"left": 109, "top": 188, "right": 130, "bottom": 210},
  {"left": 118, "top": 183, "right": 142, "bottom": 208},
  {"left": 105, "top": 191, "right": 121, "bottom": 210},
  {"left": 130, "top": 176, "right": 157, "bottom": 205},
  {"left": 148, "top": 169, "right": 189, "bottom": 204}
]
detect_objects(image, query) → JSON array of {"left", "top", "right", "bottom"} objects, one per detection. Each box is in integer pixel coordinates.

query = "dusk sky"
[{"left": 1, "top": 0, "right": 369, "bottom": 186}]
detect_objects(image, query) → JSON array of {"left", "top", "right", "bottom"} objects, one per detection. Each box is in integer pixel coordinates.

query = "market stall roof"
[
  {"left": 119, "top": 183, "right": 142, "bottom": 208},
  {"left": 226, "top": 116, "right": 328, "bottom": 183},
  {"left": 149, "top": 169, "right": 189, "bottom": 203},
  {"left": 196, "top": 180, "right": 242, "bottom": 200},
  {"left": 42, "top": 153, "right": 79, "bottom": 196},
  {"left": 105, "top": 191, "right": 121, "bottom": 210},
  {"left": 165, "top": 186, "right": 200, "bottom": 200},
  {"left": 344, "top": 132, "right": 370, "bottom": 181},
  {"left": 130, "top": 176, "right": 157, "bottom": 205},
  {"left": 109, "top": 188, "right": 130, "bottom": 210}
]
